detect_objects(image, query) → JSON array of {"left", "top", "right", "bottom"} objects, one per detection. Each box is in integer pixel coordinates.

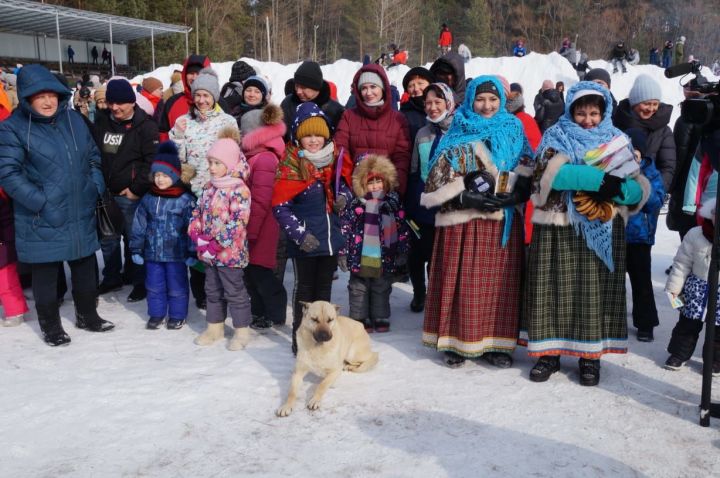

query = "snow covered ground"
[{"left": 2, "top": 54, "right": 720, "bottom": 477}]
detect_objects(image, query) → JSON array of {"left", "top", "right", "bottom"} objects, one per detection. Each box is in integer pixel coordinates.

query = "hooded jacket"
[
  {"left": 534, "top": 88, "right": 564, "bottom": 133},
  {"left": 242, "top": 104, "right": 286, "bottom": 269},
  {"left": 280, "top": 79, "right": 345, "bottom": 142},
  {"left": 429, "top": 52, "right": 467, "bottom": 104},
  {"left": 158, "top": 55, "right": 212, "bottom": 141},
  {"left": 334, "top": 64, "right": 412, "bottom": 196},
  {"left": 93, "top": 105, "right": 158, "bottom": 197},
  {"left": 612, "top": 99, "right": 676, "bottom": 191},
  {"left": 0, "top": 64, "right": 105, "bottom": 263}
]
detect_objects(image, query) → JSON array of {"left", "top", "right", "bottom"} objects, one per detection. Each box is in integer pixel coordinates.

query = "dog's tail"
[{"left": 350, "top": 352, "right": 379, "bottom": 373}]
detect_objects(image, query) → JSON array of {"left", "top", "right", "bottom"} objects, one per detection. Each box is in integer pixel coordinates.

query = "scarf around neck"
[
  {"left": 301, "top": 142, "right": 334, "bottom": 169},
  {"left": 429, "top": 75, "right": 530, "bottom": 247},
  {"left": 359, "top": 191, "right": 397, "bottom": 278},
  {"left": 272, "top": 143, "right": 335, "bottom": 211},
  {"left": 537, "top": 81, "right": 629, "bottom": 271}
]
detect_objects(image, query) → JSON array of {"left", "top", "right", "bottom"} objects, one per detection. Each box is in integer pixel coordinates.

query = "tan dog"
[{"left": 276, "top": 301, "right": 379, "bottom": 417}]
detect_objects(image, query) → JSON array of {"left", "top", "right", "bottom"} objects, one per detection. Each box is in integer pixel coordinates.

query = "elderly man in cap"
[
  {"left": 280, "top": 60, "right": 344, "bottom": 142},
  {"left": 93, "top": 78, "right": 159, "bottom": 302}
]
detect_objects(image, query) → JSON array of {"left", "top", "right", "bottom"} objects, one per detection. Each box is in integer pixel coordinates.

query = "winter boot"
[
  {"left": 410, "top": 294, "right": 425, "bottom": 313},
  {"left": 374, "top": 318, "right": 390, "bottom": 333},
  {"left": 444, "top": 351, "right": 466, "bottom": 368},
  {"left": 579, "top": 358, "right": 601, "bottom": 386},
  {"left": 166, "top": 318, "right": 185, "bottom": 330},
  {"left": 37, "top": 302, "right": 71, "bottom": 347},
  {"left": 194, "top": 321, "right": 225, "bottom": 346},
  {"left": 227, "top": 327, "right": 250, "bottom": 351},
  {"left": 250, "top": 315, "right": 272, "bottom": 330},
  {"left": 664, "top": 354, "right": 685, "bottom": 370},
  {"left": 482, "top": 352, "right": 513, "bottom": 369},
  {"left": 74, "top": 291, "right": 114, "bottom": 332},
  {"left": 146, "top": 317, "right": 165, "bottom": 330},
  {"left": 529, "top": 356, "right": 561, "bottom": 382},
  {"left": 2, "top": 314, "right": 24, "bottom": 327}
]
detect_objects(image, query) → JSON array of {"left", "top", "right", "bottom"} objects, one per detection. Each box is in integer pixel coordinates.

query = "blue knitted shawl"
[
  {"left": 428, "top": 75, "right": 530, "bottom": 246},
  {"left": 536, "top": 81, "right": 629, "bottom": 271}
]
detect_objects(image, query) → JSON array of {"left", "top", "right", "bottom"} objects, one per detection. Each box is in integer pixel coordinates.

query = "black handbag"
[{"left": 96, "top": 191, "right": 124, "bottom": 240}]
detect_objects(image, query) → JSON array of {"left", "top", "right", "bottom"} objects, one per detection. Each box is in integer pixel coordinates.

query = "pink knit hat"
[
  {"left": 496, "top": 75, "right": 511, "bottom": 97},
  {"left": 207, "top": 134, "right": 245, "bottom": 174}
]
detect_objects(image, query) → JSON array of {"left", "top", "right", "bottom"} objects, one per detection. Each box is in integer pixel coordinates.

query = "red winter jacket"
[
  {"left": 334, "top": 64, "right": 411, "bottom": 197},
  {"left": 438, "top": 29, "right": 453, "bottom": 47},
  {"left": 242, "top": 120, "right": 286, "bottom": 269},
  {"left": 158, "top": 55, "right": 211, "bottom": 141},
  {"left": 514, "top": 110, "right": 542, "bottom": 245}
]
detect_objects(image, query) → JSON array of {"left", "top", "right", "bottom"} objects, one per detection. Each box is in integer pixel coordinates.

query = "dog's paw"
[
  {"left": 307, "top": 397, "right": 322, "bottom": 411},
  {"left": 276, "top": 404, "right": 293, "bottom": 417}
]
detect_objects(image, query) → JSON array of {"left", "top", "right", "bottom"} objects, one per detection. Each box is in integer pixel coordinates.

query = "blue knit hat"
[
  {"left": 628, "top": 74, "right": 662, "bottom": 106},
  {"left": 151, "top": 141, "right": 181, "bottom": 184},
  {"left": 291, "top": 102, "right": 332, "bottom": 142},
  {"left": 105, "top": 78, "right": 136, "bottom": 104}
]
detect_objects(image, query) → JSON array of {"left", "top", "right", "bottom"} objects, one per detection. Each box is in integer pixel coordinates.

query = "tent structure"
[{"left": 0, "top": 0, "right": 191, "bottom": 75}]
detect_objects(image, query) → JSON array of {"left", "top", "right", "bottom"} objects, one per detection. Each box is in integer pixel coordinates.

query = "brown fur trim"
[
  {"left": 514, "top": 164, "right": 534, "bottom": 178},
  {"left": 536, "top": 153, "right": 570, "bottom": 208},
  {"left": 217, "top": 126, "right": 241, "bottom": 143},
  {"left": 261, "top": 103, "right": 283, "bottom": 126},
  {"left": 421, "top": 175, "right": 464, "bottom": 209},
  {"left": 352, "top": 154, "right": 398, "bottom": 197},
  {"left": 474, "top": 142, "right": 498, "bottom": 176},
  {"left": 624, "top": 173, "right": 652, "bottom": 217},
  {"left": 181, "top": 163, "right": 196, "bottom": 184}
]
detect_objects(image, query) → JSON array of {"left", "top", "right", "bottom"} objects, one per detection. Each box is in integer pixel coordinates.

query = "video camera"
[{"left": 665, "top": 60, "right": 720, "bottom": 127}]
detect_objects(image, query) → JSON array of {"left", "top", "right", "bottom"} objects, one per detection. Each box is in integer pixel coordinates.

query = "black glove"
[
  {"left": 395, "top": 252, "right": 408, "bottom": 267},
  {"left": 481, "top": 175, "right": 533, "bottom": 208},
  {"left": 299, "top": 233, "right": 320, "bottom": 252},
  {"left": 594, "top": 174, "right": 625, "bottom": 202},
  {"left": 457, "top": 191, "right": 500, "bottom": 212}
]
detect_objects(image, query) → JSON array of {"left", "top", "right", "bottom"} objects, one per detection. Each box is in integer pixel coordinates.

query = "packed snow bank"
[{"left": 132, "top": 52, "right": 719, "bottom": 127}]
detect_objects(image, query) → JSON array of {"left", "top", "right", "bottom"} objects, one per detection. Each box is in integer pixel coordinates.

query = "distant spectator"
[
  {"left": 649, "top": 47, "right": 660, "bottom": 67},
  {"left": 67, "top": 45, "right": 75, "bottom": 65},
  {"left": 91, "top": 46, "right": 99, "bottom": 65},
  {"left": 533, "top": 79, "right": 563, "bottom": 133},
  {"left": 610, "top": 40, "right": 628, "bottom": 73},
  {"left": 438, "top": 23, "right": 452, "bottom": 55},
  {"left": 458, "top": 44, "right": 471, "bottom": 63},
  {"left": 513, "top": 40, "right": 527, "bottom": 57},
  {"left": 627, "top": 48, "right": 640, "bottom": 66},
  {"left": 675, "top": 36, "right": 686, "bottom": 65},
  {"left": 662, "top": 41, "right": 673, "bottom": 68}
]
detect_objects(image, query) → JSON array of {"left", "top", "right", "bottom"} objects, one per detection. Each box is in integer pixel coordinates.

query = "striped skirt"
[
  {"left": 422, "top": 217, "right": 523, "bottom": 357},
  {"left": 518, "top": 218, "right": 628, "bottom": 359}
]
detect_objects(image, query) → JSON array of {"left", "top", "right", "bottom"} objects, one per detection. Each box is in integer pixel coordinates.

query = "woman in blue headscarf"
[
  {"left": 420, "top": 75, "right": 533, "bottom": 368},
  {"left": 519, "top": 81, "right": 650, "bottom": 386}
]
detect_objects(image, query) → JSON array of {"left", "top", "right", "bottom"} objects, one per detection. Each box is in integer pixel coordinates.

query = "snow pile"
[{"left": 133, "top": 52, "right": 719, "bottom": 127}]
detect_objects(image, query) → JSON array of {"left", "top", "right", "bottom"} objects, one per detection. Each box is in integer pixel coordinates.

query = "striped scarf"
[{"left": 359, "top": 191, "right": 397, "bottom": 278}]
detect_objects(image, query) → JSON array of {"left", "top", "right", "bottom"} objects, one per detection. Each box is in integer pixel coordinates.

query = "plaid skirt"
[
  {"left": 518, "top": 218, "right": 628, "bottom": 359},
  {"left": 422, "top": 217, "right": 523, "bottom": 357}
]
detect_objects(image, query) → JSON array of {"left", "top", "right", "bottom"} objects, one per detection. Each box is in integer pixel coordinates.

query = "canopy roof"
[{"left": 0, "top": 0, "right": 190, "bottom": 43}]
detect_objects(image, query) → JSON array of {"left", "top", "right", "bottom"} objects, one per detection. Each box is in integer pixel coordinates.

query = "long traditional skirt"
[
  {"left": 422, "top": 217, "right": 523, "bottom": 357},
  {"left": 518, "top": 218, "right": 628, "bottom": 359}
]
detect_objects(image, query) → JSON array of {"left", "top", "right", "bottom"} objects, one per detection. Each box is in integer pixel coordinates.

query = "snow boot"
[
  {"left": 410, "top": 294, "right": 425, "bottom": 313},
  {"left": 482, "top": 352, "right": 513, "bottom": 369},
  {"left": 664, "top": 355, "right": 685, "bottom": 370},
  {"left": 579, "top": 358, "right": 600, "bottom": 386},
  {"left": 146, "top": 317, "right": 165, "bottom": 329},
  {"left": 529, "top": 356, "right": 560, "bottom": 382},
  {"left": 194, "top": 321, "right": 225, "bottom": 345},
  {"left": 166, "top": 318, "right": 185, "bottom": 330},
  {"left": 74, "top": 291, "right": 114, "bottom": 332},
  {"left": 374, "top": 318, "right": 390, "bottom": 333},
  {"left": 37, "top": 302, "right": 71, "bottom": 347},
  {"left": 227, "top": 327, "right": 250, "bottom": 351},
  {"left": 2, "top": 314, "right": 24, "bottom": 327},
  {"left": 250, "top": 315, "right": 272, "bottom": 330},
  {"left": 444, "top": 351, "right": 466, "bottom": 368}
]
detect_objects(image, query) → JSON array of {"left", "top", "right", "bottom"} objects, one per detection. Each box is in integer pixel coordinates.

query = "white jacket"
[{"left": 666, "top": 226, "right": 713, "bottom": 294}]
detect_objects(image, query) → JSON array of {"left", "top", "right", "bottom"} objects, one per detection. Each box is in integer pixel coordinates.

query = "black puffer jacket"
[
  {"left": 533, "top": 89, "right": 564, "bottom": 133},
  {"left": 612, "top": 99, "right": 676, "bottom": 191},
  {"left": 666, "top": 117, "right": 703, "bottom": 233},
  {"left": 280, "top": 80, "right": 345, "bottom": 142},
  {"left": 400, "top": 97, "right": 427, "bottom": 145}
]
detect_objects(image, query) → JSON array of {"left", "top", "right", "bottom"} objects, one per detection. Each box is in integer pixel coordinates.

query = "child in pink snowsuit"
[{"left": 0, "top": 187, "right": 28, "bottom": 326}]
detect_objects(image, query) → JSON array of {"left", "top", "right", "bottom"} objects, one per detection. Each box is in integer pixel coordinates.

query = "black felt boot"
[
  {"left": 37, "top": 302, "right": 71, "bottom": 346},
  {"left": 74, "top": 291, "right": 115, "bottom": 332}
]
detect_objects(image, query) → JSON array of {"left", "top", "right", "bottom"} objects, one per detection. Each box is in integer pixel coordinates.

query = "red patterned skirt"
[{"left": 422, "top": 217, "right": 523, "bottom": 357}]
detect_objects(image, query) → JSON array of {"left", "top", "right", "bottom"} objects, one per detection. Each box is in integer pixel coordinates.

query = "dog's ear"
[
  {"left": 333, "top": 304, "right": 340, "bottom": 314},
  {"left": 299, "top": 301, "right": 311, "bottom": 314}
]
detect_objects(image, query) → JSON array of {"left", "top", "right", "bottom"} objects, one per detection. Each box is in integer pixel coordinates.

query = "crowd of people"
[{"left": 0, "top": 44, "right": 719, "bottom": 388}]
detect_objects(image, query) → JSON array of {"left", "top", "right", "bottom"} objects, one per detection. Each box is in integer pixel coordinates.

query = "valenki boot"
[
  {"left": 194, "top": 322, "right": 225, "bottom": 346},
  {"left": 37, "top": 302, "right": 71, "bottom": 346},
  {"left": 227, "top": 327, "right": 250, "bottom": 351},
  {"left": 74, "top": 291, "right": 114, "bottom": 332}
]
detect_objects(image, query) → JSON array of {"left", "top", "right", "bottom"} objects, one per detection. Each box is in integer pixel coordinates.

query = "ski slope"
[{"left": 2, "top": 53, "right": 719, "bottom": 477}]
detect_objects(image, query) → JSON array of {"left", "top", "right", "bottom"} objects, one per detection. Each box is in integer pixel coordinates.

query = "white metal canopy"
[{"left": 0, "top": 0, "right": 191, "bottom": 74}]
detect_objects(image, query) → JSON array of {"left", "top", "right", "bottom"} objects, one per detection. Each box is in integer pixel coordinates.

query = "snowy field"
[{"left": 2, "top": 54, "right": 720, "bottom": 477}]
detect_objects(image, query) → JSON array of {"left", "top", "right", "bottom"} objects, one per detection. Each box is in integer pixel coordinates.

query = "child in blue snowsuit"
[{"left": 131, "top": 141, "right": 195, "bottom": 329}]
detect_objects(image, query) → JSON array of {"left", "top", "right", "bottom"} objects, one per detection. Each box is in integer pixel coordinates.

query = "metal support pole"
[
  {"left": 195, "top": 8, "right": 199, "bottom": 54},
  {"left": 109, "top": 20, "right": 115, "bottom": 76},
  {"left": 151, "top": 28, "right": 155, "bottom": 71},
  {"left": 185, "top": 31, "right": 189, "bottom": 59},
  {"left": 55, "top": 12, "right": 63, "bottom": 74},
  {"left": 266, "top": 16, "right": 271, "bottom": 62}
]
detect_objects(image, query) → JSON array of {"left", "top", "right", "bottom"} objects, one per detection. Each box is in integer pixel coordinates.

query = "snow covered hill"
[{"left": 2, "top": 54, "right": 720, "bottom": 477}]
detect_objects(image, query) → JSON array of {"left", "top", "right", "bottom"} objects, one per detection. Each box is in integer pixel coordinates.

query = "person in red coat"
[
  {"left": 334, "top": 64, "right": 411, "bottom": 197},
  {"left": 240, "top": 103, "right": 289, "bottom": 329},
  {"left": 506, "top": 85, "right": 541, "bottom": 244},
  {"left": 158, "top": 55, "right": 211, "bottom": 142},
  {"left": 438, "top": 24, "right": 453, "bottom": 55}
]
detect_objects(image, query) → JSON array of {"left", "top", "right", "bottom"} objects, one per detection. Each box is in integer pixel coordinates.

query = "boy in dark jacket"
[
  {"left": 130, "top": 142, "right": 195, "bottom": 330},
  {"left": 339, "top": 155, "right": 409, "bottom": 333}
]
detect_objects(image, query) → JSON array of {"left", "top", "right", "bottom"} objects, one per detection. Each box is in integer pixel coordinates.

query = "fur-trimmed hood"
[
  {"left": 241, "top": 104, "right": 286, "bottom": 157},
  {"left": 352, "top": 154, "right": 398, "bottom": 197}
]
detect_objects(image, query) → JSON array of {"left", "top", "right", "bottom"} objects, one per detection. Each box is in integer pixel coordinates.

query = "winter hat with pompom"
[
  {"left": 152, "top": 141, "right": 182, "bottom": 184},
  {"left": 628, "top": 74, "right": 662, "bottom": 106},
  {"left": 191, "top": 67, "right": 220, "bottom": 102},
  {"left": 292, "top": 102, "right": 331, "bottom": 142}
]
